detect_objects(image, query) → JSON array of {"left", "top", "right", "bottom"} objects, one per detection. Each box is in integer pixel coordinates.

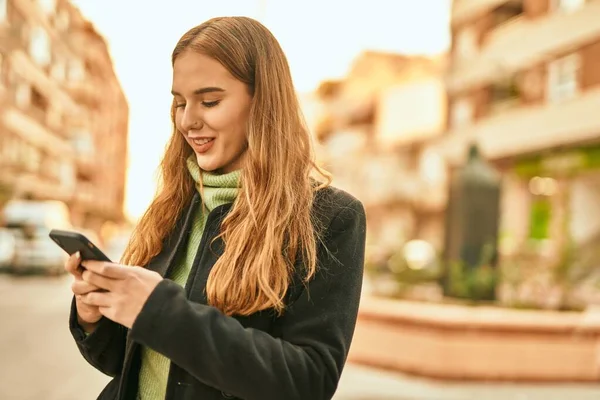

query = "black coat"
[{"left": 69, "top": 186, "right": 366, "bottom": 400}]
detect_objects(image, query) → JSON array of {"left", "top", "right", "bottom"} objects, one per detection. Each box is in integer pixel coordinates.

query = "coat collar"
[{"left": 145, "top": 192, "right": 233, "bottom": 277}]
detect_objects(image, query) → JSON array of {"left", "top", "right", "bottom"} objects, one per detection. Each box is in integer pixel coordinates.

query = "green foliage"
[
  {"left": 529, "top": 198, "right": 551, "bottom": 240},
  {"left": 445, "top": 242, "right": 498, "bottom": 301},
  {"left": 446, "top": 262, "right": 498, "bottom": 302}
]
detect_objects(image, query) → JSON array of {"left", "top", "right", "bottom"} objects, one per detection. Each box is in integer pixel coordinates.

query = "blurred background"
[{"left": 2, "top": 0, "right": 600, "bottom": 399}]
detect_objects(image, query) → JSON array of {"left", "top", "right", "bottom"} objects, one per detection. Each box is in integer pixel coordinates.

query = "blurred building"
[
  {"left": 310, "top": 51, "right": 448, "bottom": 255},
  {"left": 437, "top": 0, "right": 600, "bottom": 257},
  {"left": 0, "top": 0, "right": 128, "bottom": 232}
]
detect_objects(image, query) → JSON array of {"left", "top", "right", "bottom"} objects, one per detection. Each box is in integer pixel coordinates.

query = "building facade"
[
  {"left": 437, "top": 0, "right": 600, "bottom": 258},
  {"left": 310, "top": 51, "right": 448, "bottom": 257},
  {"left": 0, "top": 0, "right": 128, "bottom": 233}
]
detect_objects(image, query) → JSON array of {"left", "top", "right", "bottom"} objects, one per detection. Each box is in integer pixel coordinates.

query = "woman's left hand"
[{"left": 79, "top": 261, "right": 163, "bottom": 329}]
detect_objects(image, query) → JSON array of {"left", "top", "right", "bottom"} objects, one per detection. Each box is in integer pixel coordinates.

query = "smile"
[
  {"left": 190, "top": 137, "right": 216, "bottom": 154},
  {"left": 192, "top": 138, "right": 214, "bottom": 145}
]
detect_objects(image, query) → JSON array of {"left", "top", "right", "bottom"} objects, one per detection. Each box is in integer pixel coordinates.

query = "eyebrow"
[{"left": 171, "top": 87, "right": 225, "bottom": 96}]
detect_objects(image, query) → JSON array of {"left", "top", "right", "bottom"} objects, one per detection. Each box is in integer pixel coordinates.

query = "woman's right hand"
[{"left": 65, "top": 252, "right": 103, "bottom": 331}]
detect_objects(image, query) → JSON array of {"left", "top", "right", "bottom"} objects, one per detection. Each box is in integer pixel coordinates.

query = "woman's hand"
[
  {"left": 64, "top": 252, "right": 103, "bottom": 331},
  {"left": 79, "top": 261, "right": 163, "bottom": 329}
]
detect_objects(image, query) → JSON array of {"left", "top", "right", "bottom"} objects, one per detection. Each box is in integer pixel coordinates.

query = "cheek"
[
  {"left": 210, "top": 100, "right": 250, "bottom": 133},
  {"left": 202, "top": 108, "right": 231, "bottom": 132}
]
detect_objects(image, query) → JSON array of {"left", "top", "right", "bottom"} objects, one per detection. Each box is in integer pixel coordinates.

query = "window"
[
  {"left": 7, "top": 137, "right": 20, "bottom": 164},
  {"left": 547, "top": 54, "right": 580, "bottom": 103},
  {"left": 490, "top": 2, "right": 524, "bottom": 28},
  {"left": 50, "top": 60, "right": 66, "bottom": 81},
  {"left": 29, "top": 26, "right": 51, "bottom": 66},
  {"left": 0, "top": 0, "right": 6, "bottom": 22},
  {"left": 454, "top": 28, "right": 478, "bottom": 61},
  {"left": 450, "top": 98, "right": 474, "bottom": 128},
  {"left": 551, "top": 0, "right": 586, "bottom": 13},
  {"left": 59, "top": 161, "right": 76, "bottom": 188},
  {"left": 55, "top": 9, "right": 70, "bottom": 31},
  {"left": 25, "top": 147, "right": 41, "bottom": 173},
  {"left": 68, "top": 59, "right": 85, "bottom": 82},
  {"left": 71, "top": 130, "right": 95, "bottom": 156},
  {"left": 38, "top": 0, "right": 56, "bottom": 15},
  {"left": 46, "top": 105, "right": 62, "bottom": 129},
  {"left": 15, "top": 83, "right": 31, "bottom": 108},
  {"left": 489, "top": 75, "right": 521, "bottom": 114}
]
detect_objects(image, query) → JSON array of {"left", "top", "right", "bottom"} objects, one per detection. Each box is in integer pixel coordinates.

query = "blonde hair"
[{"left": 122, "top": 17, "right": 330, "bottom": 316}]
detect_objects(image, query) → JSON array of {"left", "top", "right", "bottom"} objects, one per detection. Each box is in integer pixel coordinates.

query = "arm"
[
  {"left": 68, "top": 298, "right": 128, "bottom": 377},
  {"left": 129, "top": 198, "right": 366, "bottom": 400}
]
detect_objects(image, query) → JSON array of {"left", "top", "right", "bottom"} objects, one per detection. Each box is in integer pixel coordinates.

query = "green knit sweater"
[{"left": 137, "top": 156, "right": 240, "bottom": 400}]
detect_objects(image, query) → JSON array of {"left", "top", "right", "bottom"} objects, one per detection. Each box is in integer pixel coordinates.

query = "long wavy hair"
[{"left": 122, "top": 17, "right": 330, "bottom": 316}]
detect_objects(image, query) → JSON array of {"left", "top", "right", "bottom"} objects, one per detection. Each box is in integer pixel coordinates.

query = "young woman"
[{"left": 65, "top": 16, "right": 366, "bottom": 400}]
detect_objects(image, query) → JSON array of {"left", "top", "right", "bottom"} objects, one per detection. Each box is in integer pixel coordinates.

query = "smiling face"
[{"left": 171, "top": 50, "right": 253, "bottom": 174}]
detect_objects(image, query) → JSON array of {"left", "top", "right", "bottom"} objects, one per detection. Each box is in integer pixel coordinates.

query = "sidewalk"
[{"left": 334, "top": 364, "right": 600, "bottom": 400}]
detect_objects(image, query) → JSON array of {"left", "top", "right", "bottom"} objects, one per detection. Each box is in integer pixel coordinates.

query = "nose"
[{"left": 180, "top": 105, "right": 203, "bottom": 133}]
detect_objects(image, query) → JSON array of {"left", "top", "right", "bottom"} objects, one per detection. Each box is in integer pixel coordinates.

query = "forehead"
[{"left": 172, "top": 51, "right": 237, "bottom": 92}]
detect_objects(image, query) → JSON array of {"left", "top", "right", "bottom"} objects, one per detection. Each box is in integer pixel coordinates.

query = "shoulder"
[{"left": 312, "top": 185, "right": 365, "bottom": 232}]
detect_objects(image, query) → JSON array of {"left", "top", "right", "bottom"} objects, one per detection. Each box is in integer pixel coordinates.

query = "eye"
[
  {"left": 175, "top": 103, "right": 186, "bottom": 109},
  {"left": 202, "top": 100, "right": 220, "bottom": 108}
]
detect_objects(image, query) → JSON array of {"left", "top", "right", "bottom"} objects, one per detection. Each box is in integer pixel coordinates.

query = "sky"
[{"left": 71, "top": 0, "right": 451, "bottom": 220}]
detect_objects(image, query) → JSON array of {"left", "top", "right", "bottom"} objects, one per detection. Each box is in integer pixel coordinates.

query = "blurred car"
[
  {"left": 2, "top": 199, "right": 72, "bottom": 275},
  {"left": 0, "top": 228, "right": 17, "bottom": 271}
]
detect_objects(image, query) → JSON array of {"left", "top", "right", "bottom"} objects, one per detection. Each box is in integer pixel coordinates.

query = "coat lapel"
[
  {"left": 145, "top": 193, "right": 201, "bottom": 277},
  {"left": 120, "top": 192, "right": 201, "bottom": 394}
]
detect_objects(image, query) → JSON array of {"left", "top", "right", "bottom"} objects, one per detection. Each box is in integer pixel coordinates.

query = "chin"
[{"left": 195, "top": 154, "right": 222, "bottom": 172}]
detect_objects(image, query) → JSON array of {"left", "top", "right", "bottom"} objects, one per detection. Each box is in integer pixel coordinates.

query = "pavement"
[{"left": 2, "top": 273, "right": 600, "bottom": 400}]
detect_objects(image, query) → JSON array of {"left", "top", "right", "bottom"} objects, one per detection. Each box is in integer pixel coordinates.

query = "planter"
[{"left": 348, "top": 296, "right": 600, "bottom": 381}]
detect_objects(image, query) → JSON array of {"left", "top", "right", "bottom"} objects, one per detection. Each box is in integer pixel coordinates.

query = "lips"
[
  {"left": 191, "top": 137, "right": 214, "bottom": 145},
  {"left": 189, "top": 137, "right": 215, "bottom": 154}
]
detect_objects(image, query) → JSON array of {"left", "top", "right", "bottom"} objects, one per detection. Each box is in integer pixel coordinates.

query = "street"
[{"left": 2, "top": 274, "right": 600, "bottom": 400}]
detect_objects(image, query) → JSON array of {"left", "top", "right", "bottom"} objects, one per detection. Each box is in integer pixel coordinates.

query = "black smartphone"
[{"left": 49, "top": 229, "right": 112, "bottom": 262}]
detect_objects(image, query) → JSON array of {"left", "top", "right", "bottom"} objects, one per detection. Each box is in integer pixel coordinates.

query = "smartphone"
[{"left": 49, "top": 229, "right": 112, "bottom": 262}]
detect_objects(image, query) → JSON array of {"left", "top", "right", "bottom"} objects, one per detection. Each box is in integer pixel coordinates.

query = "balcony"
[
  {"left": 487, "top": 76, "right": 522, "bottom": 116},
  {"left": 433, "top": 86, "right": 600, "bottom": 165},
  {"left": 12, "top": 0, "right": 73, "bottom": 57},
  {"left": 25, "top": 101, "right": 69, "bottom": 139},
  {"left": 0, "top": 22, "right": 27, "bottom": 52},
  {"left": 487, "top": 1, "right": 525, "bottom": 33},
  {"left": 37, "top": 162, "right": 62, "bottom": 184},
  {"left": 375, "top": 79, "right": 447, "bottom": 148},
  {"left": 1, "top": 104, "right": 72, "bottom": 157},
  {"left": 452, "top": 0, "right": 514, "bottom": 26},
  {"left": 65, "top": 79, "right": 102, "bottom": 107},
  {"left": 447, "top": 0, "right": 600, "bottom": 93},
  {"left": 8, "top": 50, "right": 80, "bottom": 113},
  {"left": 338, "top": 153, "right": 446, "bottom": 212},
  {"left": 4, "top": 172, "right": 74, "bottom": 203}
]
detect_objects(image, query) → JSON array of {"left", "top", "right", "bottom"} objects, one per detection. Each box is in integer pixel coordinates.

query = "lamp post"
[{"left": 442, "top": 143, "right": 501, "bottom": 300}]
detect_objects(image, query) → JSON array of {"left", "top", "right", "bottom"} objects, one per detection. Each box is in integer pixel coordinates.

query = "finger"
[
  {"left": 81, "top": 261, "right": 128, "bottom": 279},
  {"left": 79, "top": 291, "right": 112, "bottom": 308},
  {"left": 64, "top": 252, "right": 82, "bottom": 277},
  {"left": 82, "top": 269, "right": 116, "bottom": 291},
  {"left": 71, "top": 279, "right": 101, "bottom": 295},
  {"left": 98, "top": 306, "right": 115, "bottom": 321}
]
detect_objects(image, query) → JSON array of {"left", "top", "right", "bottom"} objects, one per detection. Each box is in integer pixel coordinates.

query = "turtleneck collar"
[{"left": 186, "top": 155, "right": 240, "bottom": 212}]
